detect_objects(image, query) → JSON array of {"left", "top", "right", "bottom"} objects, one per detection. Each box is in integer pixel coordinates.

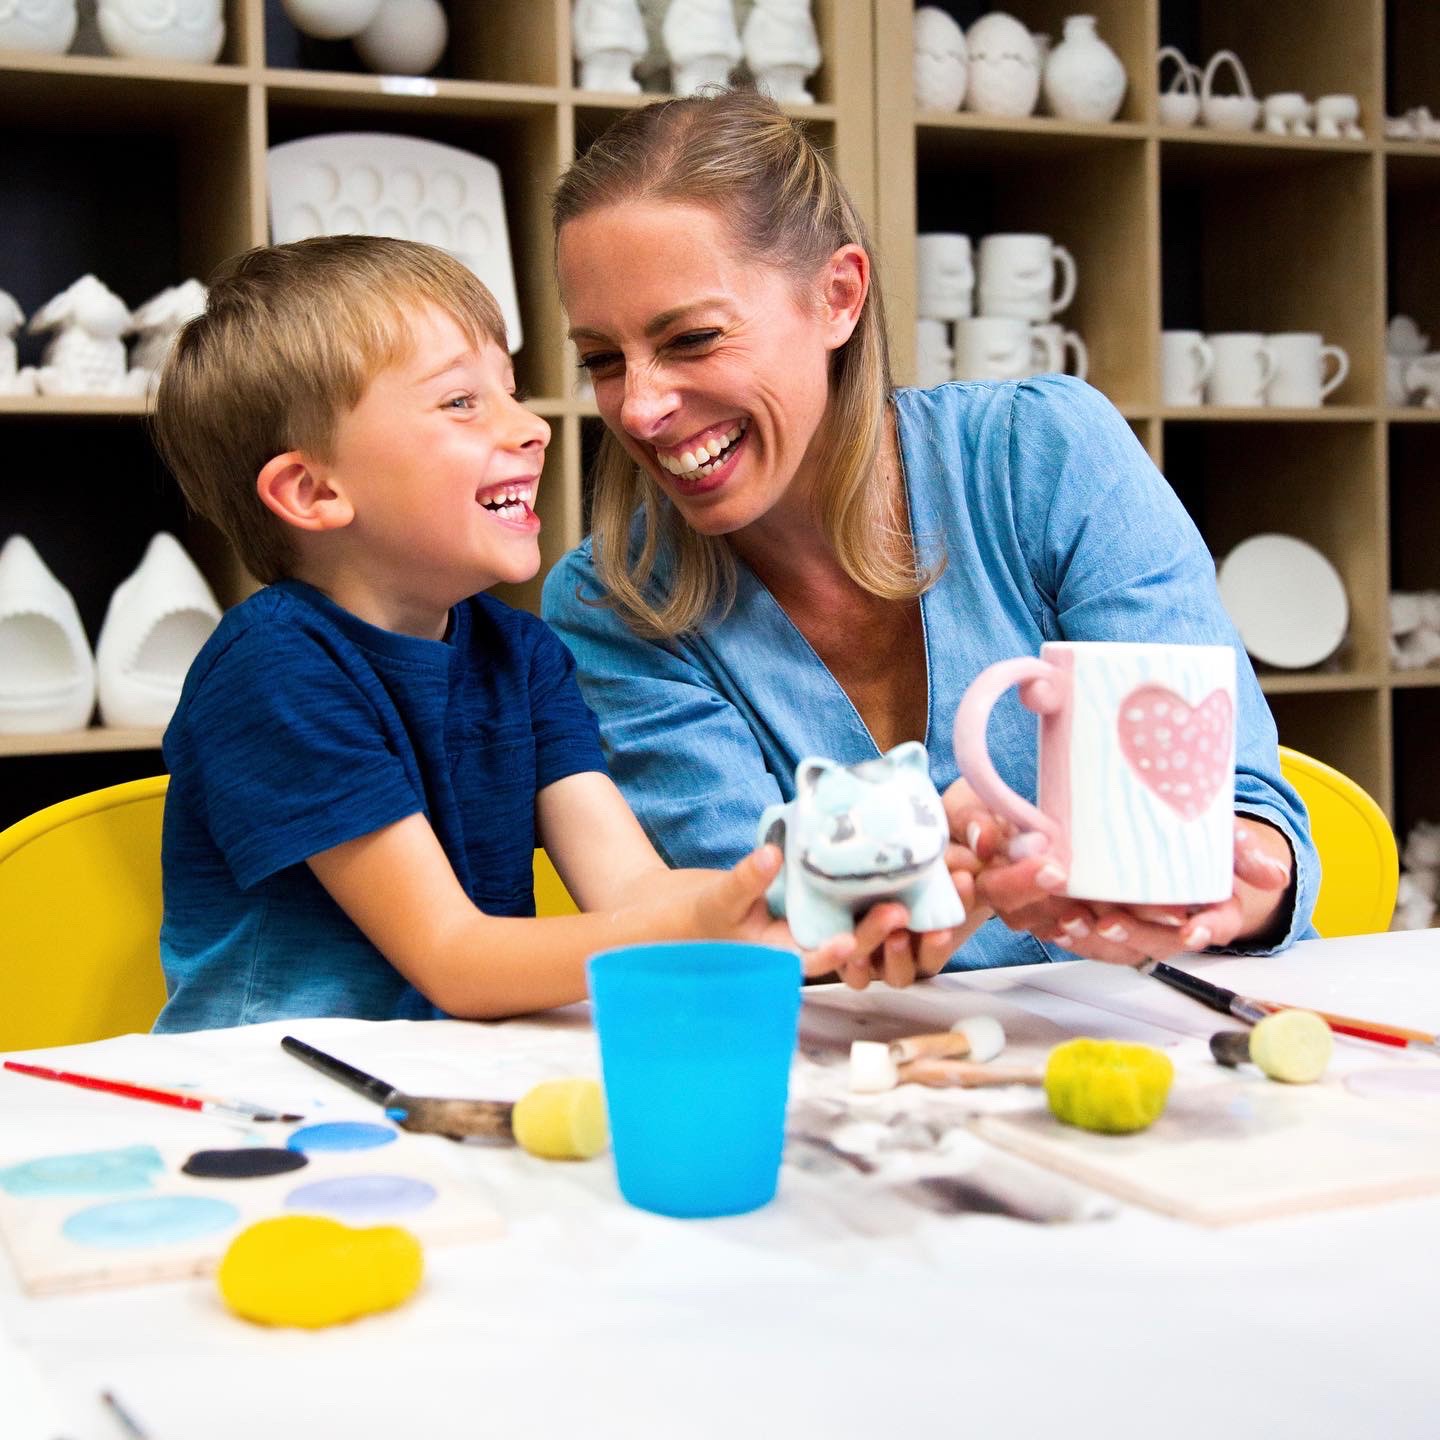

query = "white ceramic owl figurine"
[
  {"left": 29, "top": 275, "right": 145, "bottom": 397},
  {"left": 573, "top": 0, "right": 648, "bottom": 94},
  {"left": 0, "top": 289, "right": 39, "bottom": 396},
  {"left": 97, "top": 0, "right": 224, "bottom": 63},
  {"left": 742, "top": 0, "right": 820, "bottom": 105},
  {"left": 912, "top": 6, "right": 967, "bottom": 112},
  {"left": 965, "top": 11, "right": 1041, "bottom": 118},
  {"left": 663, "top": 0, "right": 742, "bottom": 97},
  {"left": 0, "top": 0, "right": 78, "bottom": 54}
]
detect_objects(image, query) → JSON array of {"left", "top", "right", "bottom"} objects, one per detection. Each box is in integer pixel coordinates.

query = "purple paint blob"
[
  {"left": 284, "top": 1174, "right": 437, "bottom": 1222},
  {"left": 62, "top": 1195, "right": 239, "bottom": 1249},
  {"left": 1345, "top": 1069, "right": 1440, "bottom": 1100},
  {"left": 287, "top": 1122, "right": 398, "bottom": 1154}
]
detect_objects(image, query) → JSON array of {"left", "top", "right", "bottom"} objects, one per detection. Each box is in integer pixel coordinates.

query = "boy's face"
[{"left": 319, "top": 304, "right": 549, "bottom": 627}]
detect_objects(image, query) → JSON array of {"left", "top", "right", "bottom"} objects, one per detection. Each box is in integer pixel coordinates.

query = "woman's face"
[{"left": 557, "top": 200, "right": 865, "bottom": 538}]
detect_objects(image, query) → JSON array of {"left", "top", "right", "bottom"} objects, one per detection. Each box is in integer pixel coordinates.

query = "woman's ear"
[
  {"left": 819, "top": 243, "right": 870, "bottom": 351},
  {"left": 256, "top": 452, "right": 354, "bottom": 533}
]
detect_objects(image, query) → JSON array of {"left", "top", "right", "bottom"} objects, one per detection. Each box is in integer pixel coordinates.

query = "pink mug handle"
[{"left": 952, "top": 657, "right": 1069, "bottom": 850}]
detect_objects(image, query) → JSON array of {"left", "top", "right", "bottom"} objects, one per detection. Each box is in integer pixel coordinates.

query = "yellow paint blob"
[
  {"left": 511, "top": 1078, "right": 608, "bottom": 1159},
  {"left": 217, "top": 1215, "right": 422, "bottom": 1328},
  {"left": 1045, "top": 1037, "right": 1174, "bottom": 1134},
  {"left": 1249, "top": 1009, "right": 1333, "bottom": 1084}
]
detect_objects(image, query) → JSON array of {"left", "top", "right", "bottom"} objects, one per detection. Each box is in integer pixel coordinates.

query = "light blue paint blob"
[
  {"left": 284, "top": 1174, "right": 436, "bottom": 1222},
  {"left": 62, "top": 1195, "right": 239, "bottom": 1249},
  {"left": 287, "top": 1122, "right": 398, "bottom": 1154},
  {"left": 0, "top": 1145, "right": 164, "bottom": 1198}
]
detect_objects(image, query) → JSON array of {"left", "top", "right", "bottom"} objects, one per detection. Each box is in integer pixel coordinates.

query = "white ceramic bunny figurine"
[
  {"left": 742, "top": 0, "right": 820, "bottom": 105},
  {"left": 663, "top": 0, "right": 742, "bottom": 96},
  {"left": 97, "top": 0, "right": 224, "bottom": 63},
  {"left": 30, "top": 275, "right": 146, "bottom": 397},
  {"left": 0, "top": 0, "right": 78, "bottom": 54},
  {"left": 0, "top": 289, "right": 39, "bottom": 396},
  {"left": 573, "top": 0, "right": 648, "bottom": 93},
  {"left": 129, "top": 278, "right": 207, "bottom": 382}
]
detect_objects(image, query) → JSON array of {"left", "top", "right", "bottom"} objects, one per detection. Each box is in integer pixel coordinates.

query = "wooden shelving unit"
[
  {"left": 876, "top": 0, "right": 1440, "bottom": 829},
  {"left": 1, "top": 0, "right": 1436, "bottom": 841},
  {"left": 0, "top": 0, "right": 872, "bottom": 826}
]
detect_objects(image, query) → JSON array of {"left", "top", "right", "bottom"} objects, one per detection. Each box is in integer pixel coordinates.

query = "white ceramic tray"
[{"left": 268, "top": 132, "right": 522, "bottom": 352}]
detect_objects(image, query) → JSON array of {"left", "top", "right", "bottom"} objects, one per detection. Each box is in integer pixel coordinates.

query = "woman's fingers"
[
  {"left": 880, "top": 931, "right": 918, "bottom": 989},
  {"left": 914, "top": 926, "right": 956, "bottom": 978},
  {"left": 1234, "top": 822, "right": 1293, "bottom": 890}
]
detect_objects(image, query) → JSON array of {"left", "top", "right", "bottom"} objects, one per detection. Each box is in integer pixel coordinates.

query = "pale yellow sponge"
[
  {"left": 1248, "top": 1009, "right": 1333, "bottom": 1084},
  {"left": 218, "top": 1215, "right": 423, "bottom": 1329},
  {"left": 511, "top": 1078, "right": 608, "bottom": 1159},
  {"left": 1044, "top": 1037, "right": 1174, "bottom": 1135}
]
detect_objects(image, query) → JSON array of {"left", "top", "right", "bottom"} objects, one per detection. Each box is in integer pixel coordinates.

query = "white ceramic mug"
[
  {"left": 953, "top": 641, "right": 1238, "bottom": 904},
  {"left": 1265, "top": 333, "right": 1349, "bottom": 407},
  {"left": 1207, "top": 332, "right": 1276, "bottom": 407},
  {"left": 977, "top": 234, "right": 1078, "bottom": 321},
  {"left": 916, "top": 234, "right": 974, "bottom": 321},
  {"left": 1161, "top": 330, "right": 1215, "bottom": 406},
  {"left": 916, "top": 318, "right": 955, "bottom": 388},
  {"left": 953, "top": 316, "right": 1041, "bottom": 381},
  {"left": 1031, "top": 322, "right": 1088, "bottom": 379}
]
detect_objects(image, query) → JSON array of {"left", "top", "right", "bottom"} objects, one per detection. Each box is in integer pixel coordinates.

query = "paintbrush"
[
  {"left": 280, "top": 1036, "right": 516, "bottom": 1139},
  {"left": 1140, "top": 961, "right": 1440, "bottom": 1054},
  {"left": 2, "top": 1060, "right": 303, "bottom": 1123}
]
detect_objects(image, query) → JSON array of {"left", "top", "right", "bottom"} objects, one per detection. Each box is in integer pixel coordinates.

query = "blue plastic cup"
[{"left": 587, "top": 941, "right": 803, "bottom": 1218}]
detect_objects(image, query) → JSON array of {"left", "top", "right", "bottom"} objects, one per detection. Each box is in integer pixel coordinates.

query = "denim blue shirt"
[{"left": 543, "top": 375, "right": 1318, "bottom": 967}]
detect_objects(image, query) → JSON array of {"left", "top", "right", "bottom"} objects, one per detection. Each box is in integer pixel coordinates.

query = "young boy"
[{"left": 150, "top": 235, "right": 866, "bottom": 1031}]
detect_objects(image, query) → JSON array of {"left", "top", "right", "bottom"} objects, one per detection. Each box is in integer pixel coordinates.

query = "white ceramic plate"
[
  {"left": 1217, "top": 533, "right": 1349, "bottom": 668},
  {"left": 268, "top": 132, "right": 522, "bottom": 352}
]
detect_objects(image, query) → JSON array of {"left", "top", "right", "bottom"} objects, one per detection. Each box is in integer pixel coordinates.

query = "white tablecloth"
[{"left": 4, "top": 930, "right": 1438, "bottom": 1439}]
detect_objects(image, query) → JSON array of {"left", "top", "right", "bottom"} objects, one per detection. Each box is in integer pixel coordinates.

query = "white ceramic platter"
[
  {"left": 267, "top": 133, "right": 522, "bottom": 352},
  {"left": 1217, "top": 533, "right": 1349, "bottom": 669}
]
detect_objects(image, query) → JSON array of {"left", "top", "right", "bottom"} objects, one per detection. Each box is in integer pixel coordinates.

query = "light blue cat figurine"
[{"left": 757, "top": 741, "right": 967, "bottom": 948}]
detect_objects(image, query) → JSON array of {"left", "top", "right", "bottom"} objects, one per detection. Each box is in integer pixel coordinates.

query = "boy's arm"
[{"left": 306, "top": 810, "right": 854, "bottom": 1019}]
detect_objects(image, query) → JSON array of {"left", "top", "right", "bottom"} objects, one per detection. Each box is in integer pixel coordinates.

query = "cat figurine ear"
[
  {"left": 884, "top": 740, "right": 932, "bottom": 773},
  {"left": 795, "top": 756, "right": 835, "bottom": 795}
]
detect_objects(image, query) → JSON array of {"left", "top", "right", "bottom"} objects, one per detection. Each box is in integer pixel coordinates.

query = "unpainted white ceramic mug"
[
  {"left": 1161, "top": 330, "right": 1215, "bottom": 406},
  {"left": 952, "top": 316, "right": 1040, "bottom": 381},
  {"left": 976, "top": 234, "right": 1078, "bottom": 322},
  {"left": 1030, "top": 322, "right": 1089, "bottom": 379},
  {"left": 1265, "top": 332, "right": 1349, "bottom": 407},
  {"left": 916, "top": 234, "right": 974, "bottom": 321},
  {"left": 1207, "top": 332, "right": 1276, "bottom": 406},
  {"left": 916, "top": 318, "right": 955, "bottom": 388}
]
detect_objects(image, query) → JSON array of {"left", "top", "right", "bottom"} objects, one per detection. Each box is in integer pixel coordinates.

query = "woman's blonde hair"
[
  {"left": 553, "top": 89, "right": 935, "bottom": 639},
  {"left": 153, "top": 235, "right": 508, "bottom": 585}
]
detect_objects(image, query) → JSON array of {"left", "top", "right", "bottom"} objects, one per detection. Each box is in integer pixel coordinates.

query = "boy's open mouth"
[{"left": 477, "top": 481, "right": 537, "bottom": 523}]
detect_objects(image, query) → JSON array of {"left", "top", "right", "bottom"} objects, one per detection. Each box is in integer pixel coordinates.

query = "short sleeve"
[
  {"left": 168, "top": 626, "right": 423, "bottom": 890},
  {"left": 526, "top": 619, "right": 607, "bottom": 789}
]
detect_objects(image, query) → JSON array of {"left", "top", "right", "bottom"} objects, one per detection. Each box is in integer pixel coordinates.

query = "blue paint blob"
[
  {"left": 0, "top": 1145, "right": 164, "bottom": 1198},
  {"left": 284, "top": 1174, "right": 437, "bottom": 1222},
  {"left": 62, "top": 1195, "right": 239, "bottom": 1249},
  {"left": 287, "top": 1122, "right": 398, "bottom": 1154}
]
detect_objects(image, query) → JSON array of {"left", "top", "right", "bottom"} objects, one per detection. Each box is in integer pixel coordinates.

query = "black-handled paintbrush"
[{"left": 281, "top": 1035, "right": 515, "bottom": 1140}]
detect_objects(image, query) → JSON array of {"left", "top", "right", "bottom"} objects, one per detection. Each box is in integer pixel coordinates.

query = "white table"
[{"left": 4, "top": 930, "right": 1439, "bottom": 1440}]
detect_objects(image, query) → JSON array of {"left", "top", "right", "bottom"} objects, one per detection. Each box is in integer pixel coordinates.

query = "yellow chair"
[
  {"left": 1278, "top": 745, "right": 1398, "bottom": 937},
  {"left": 0, "top": 775, "right": 169, "bottom": 1052},
  {"left": 0, "top": 774, "right": 579, "bottom": 1052}
]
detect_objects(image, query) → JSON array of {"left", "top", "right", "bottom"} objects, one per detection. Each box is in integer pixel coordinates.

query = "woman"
[{"left": 542, "top": 89, "right": 1315, "bottom": 987}]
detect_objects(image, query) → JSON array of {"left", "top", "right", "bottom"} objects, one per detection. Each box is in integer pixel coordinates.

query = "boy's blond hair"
[{"left": 154, "top": 235, "right": 509, "bottom": 584}]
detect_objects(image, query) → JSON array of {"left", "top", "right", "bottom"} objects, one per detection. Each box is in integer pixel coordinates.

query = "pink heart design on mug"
[{"left": 1116, "top": 686, "right": 1233, "bottom": 821}]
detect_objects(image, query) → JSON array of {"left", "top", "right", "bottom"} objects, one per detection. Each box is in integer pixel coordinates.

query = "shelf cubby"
[
  {"left": 1392, "top": 686, "right": 1440, "bottom": 836},
  {"left": 1385, "top": 0, "right": 1440, "bottom": 120}
]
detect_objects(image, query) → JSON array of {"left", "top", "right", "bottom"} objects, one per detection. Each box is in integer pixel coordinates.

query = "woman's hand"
[{"left": 943, "top": 780, "right": 1294, "bottom": 967}]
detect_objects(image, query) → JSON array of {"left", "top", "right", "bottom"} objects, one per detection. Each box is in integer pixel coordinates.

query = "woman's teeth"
[
  {"left": 655, "top": 421, "right": 747, "bottom": 477},
  {"left": 481, "top": 483, "right": 533, "bottom": 518}
]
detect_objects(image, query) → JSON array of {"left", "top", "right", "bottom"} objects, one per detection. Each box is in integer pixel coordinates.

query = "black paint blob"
[{"left": 181, "top": 1148, "right": 310, "bottom": 1180}]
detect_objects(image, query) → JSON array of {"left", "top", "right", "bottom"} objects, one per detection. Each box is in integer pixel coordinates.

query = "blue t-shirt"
[
  {"left": 156, "top": 580, "right": 606, "bottom": 1032},
  {"left": 543, "top": 376, "right": 1318, "bottom": 968}
]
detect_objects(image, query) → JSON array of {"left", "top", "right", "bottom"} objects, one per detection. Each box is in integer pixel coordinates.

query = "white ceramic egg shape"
[
  {"left": 0, "top": 0, "right": 78, "bottom": 55},
  {"left": 97, "top": 0, "right": 224, "bottom": 63},
  {"left": 281, "top": 0, "right": 383, "bottom": 40}
]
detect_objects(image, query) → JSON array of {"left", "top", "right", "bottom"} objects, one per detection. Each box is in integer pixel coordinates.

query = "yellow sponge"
[
  {"left": 218, "top": 1215, "right": 423, "bottom": 1328},
  {"left": 511, "top": 1078, "right": 608, "bottom": 1159},
  {"left": 1044, "top": 1037, "right": 1174, "bottom": 1134}
]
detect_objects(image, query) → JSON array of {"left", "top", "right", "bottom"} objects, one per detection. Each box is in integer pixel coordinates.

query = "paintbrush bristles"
[{"left": 389, "top": 1095, "right": 515, "bottom": 1139}]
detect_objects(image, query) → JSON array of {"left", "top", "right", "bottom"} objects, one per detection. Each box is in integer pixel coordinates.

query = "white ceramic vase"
[
  {"left": 97, "top": 0, "right": 224, "bottom": 63},
  {"left": 742, "top": 0, "right": 821, "bottom": 105},
  {"left": 0, "top": 0, "right": 77, "bottom": 54},
  {"left": 912, "top": 5, "right": 966, "bottom": 112},
  {"left": 663, "top": 0, "right": 742, "bottom": 96},
  {"left": 573, "top": 0, "right": 648, "bottom": 94},
  {"left": 0, "top": 535, "right": 96, "bottom": 735},
  {"left": 95, "top": 533, "right": 220, "bottom": 729},
  {"left": 964, "top": 11, "right": 1040, "bottom": 118},
  {"left": 1042, "top": 15, "right": 1126, "bottom": 123}
]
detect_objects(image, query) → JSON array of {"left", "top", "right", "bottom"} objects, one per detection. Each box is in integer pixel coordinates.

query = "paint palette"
[{"left": 0, "top": 1120, "right": 503, "bottom": 1296}]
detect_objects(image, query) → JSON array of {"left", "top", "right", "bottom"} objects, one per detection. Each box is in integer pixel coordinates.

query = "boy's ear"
[{"left": 256, "top": 452, "right": 354, "bottom": 532}]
